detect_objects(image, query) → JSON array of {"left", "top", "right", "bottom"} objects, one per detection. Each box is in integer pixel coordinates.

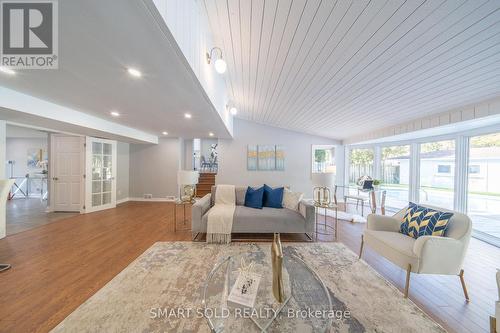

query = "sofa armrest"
[
  {"left": 298, "top": 200, "right": 315, "bottom": 234},
  {"left": 366, "top": 214, "right": 400, "bottom": 232},
  {"left": 191, "top": 194, "right": 211, "bottom": 232},
  {"left": 413, "top": 236, "right": 465, "bottom": 274}
]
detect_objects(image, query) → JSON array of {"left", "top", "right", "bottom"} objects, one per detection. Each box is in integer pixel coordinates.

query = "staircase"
[{"left": 197, "top": 172, "right": 216, "bottom": 198}]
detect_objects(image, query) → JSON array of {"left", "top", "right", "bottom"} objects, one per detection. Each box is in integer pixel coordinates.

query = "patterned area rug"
[{"left": 51, "top": 242, "right": 445, "bottom": 333}]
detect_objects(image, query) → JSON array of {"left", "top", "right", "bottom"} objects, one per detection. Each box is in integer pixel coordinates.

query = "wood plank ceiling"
[{"left": 203, "top": 0, "right": 500, "bottom": 140}]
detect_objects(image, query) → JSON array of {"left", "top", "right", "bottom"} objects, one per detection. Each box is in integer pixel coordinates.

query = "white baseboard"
[
  {"left": 128, "top": 197, "right": 177, "bottom": 202},
  {"left": 116, "top": 197, "right": 130, "bottom": 205}
]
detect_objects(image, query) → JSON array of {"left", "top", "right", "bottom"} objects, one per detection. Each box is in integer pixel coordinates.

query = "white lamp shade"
[
  {"left": 311, "top": 173, "right": 335, "bottom": 187},
  {"left": 214, "top": 58, "right": 227, "bottom": 73},
  {"left": 177, "top": 170, "right": 199, "bottom": 185}
]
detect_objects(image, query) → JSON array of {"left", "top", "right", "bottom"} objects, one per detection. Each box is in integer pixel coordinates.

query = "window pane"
[
  {"left": 349, "top": 148, "right": 374, "bottom": 184},
  {"left": 468, "top": 133, "right": 500, "bottom": 241},
  {"left": 381, "top": 145, "right": 410, "bottom": 209},
  {"left": 92, "top": 142, "right": 102, "bottom": 154},
  {"left": 419, "top": 140, "right": 455, "bottom": 209},
  {"left": 312, "top": 146, "right": 335, "bottom": 173}
]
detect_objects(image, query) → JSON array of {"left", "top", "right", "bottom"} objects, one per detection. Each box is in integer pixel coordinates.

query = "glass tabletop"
[{"left": 202, "top": 251, "right": 332, "bottom": 333}]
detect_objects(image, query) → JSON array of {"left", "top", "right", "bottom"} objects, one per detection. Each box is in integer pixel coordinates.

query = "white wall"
[
  {"left": 116, "top": 142, "right": 130, "bottom": 201},
  {"left": 5, "top": 136, "right": 48, "bottom": 195},
  {"left": 152, "top": 0, "right": 233, "bottom": 135},
  {"left": 345, "top": 96, "right": 500, "bottom": 144},
  {"left": 5, "top": 137, "right": 48, "bottom": 178},
  {"left": 217, "top": 119, "right": 343, "bottom": 197},
  {"left": 129, "top": 138, "right": 181, "bottom": 199}
]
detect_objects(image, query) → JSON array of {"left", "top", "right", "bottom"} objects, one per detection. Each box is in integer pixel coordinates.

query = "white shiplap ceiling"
[{"left": 203, "top": 0, "right": 500, "bottom": 140}]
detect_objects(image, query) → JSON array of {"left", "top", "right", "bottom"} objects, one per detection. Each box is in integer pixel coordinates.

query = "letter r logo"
[{"left": 1, "top": 1, "right": 53, "bottom": 54}]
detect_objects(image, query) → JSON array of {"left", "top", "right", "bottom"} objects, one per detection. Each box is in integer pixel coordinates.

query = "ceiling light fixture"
[
  {"left": 206, "top": 47, "right": 227, "bottom": 74},
  {"left": 162, "top": 131, "right": 168, "bottom": 135},
  {"left": 127, "top": 67, "right": 142, "bottom": 78},
  {"left": 184, "top": 113, "right": 192, "bottom": 119},
  {"left": 0, "top": 67, "right": 16, "bottom": 75},
  {"left": 110, "top": 111, "right": 120, "bottom": 117},
  {"left": 209, "top": 132, "right": 214, "bottom": 137}
]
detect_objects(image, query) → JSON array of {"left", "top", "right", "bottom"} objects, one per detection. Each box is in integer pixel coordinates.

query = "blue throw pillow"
[
  {"left": 263, "top": 184, "right": 284, "bottom": 208},
  {"left": 244, "top": 186, "right": 264, "bottom": 209}
]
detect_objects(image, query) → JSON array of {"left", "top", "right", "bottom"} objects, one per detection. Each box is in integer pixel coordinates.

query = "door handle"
[{"left": 52, "top": 177, "right": 59, "bottom": 181}]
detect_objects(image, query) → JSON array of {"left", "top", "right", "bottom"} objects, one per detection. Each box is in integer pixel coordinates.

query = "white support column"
[
  {"left": 409, "top": 142, "right": 420, "bottom": 203},
  {"left": 373, "top": 146, "right": 382, "bottom": 180},
  {"left": 454, "top": 136, "right": 469, "bottom": 213},
  {"left": 0, "top": 120, "right": 6, "bottom": 239},
  {"left": 0, "top": 121, "right": 5, "bottom": 178}
]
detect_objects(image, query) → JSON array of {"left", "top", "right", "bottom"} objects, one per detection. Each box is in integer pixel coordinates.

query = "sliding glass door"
[
  {"left": 381, "top": 145, "right": 410, "bottom": 209},
  {"left": 348, "top": 148, "right": 374, "bottom": 185},
  {"left": 419, "top": 140, "right": 455, "bottom": 209},
  {"left": 468, "top": 133, "right": 500, "bottom": 242}
]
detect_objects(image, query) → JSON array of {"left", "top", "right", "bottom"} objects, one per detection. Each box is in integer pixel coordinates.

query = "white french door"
[{"left": 85, "top": 137, "right": 117, "bottom": 213}]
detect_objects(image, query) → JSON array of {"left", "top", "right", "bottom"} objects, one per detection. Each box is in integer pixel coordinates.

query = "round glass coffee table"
[{"left": 202, "top": 251, "right": 332, "bottom": 332}]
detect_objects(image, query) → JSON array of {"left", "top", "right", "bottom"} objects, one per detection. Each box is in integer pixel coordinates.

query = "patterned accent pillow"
[{"left": 400, "top": 202, "right": 453, "bottom": 239}]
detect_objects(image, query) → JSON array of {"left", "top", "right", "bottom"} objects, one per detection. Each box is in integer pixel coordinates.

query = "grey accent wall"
[
  {"left": 116, "top": 142, "right": 129, "bottom": 201},
  {"left": 129, "top": 138, "right": 180, "bottom": 198},
  {"left": 217, "top": 119, "right": 343, "bottom": 198}
]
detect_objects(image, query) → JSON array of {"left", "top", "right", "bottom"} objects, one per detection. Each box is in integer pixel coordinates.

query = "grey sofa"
[{"left": 191, "top": 186, "right": 315, "bottom": 240}]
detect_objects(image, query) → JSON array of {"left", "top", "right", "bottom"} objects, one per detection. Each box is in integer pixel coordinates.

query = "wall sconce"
[
  {"left": 226, "top": 102, "right": 237, "bottom": 115},
  {"left": 206, "top": 47, "right": 227, "bottom": 74}
]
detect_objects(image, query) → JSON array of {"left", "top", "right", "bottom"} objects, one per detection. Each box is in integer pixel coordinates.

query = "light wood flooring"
[{"left": 0, "top": 201, "right": 498, "bottom": 333}]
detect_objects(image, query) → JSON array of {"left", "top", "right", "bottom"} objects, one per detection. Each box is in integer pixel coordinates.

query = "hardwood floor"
[
  {"left": 6, "top": 198, "right": 78, "bottom": 236},
  {"left": 0, "top": 202, "right": 498, "bottom": 333}
]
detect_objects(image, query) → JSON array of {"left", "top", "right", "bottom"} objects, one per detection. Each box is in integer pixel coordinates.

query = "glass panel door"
[
  {"left": 348, "top": 148, "right": 374, "bottom": 196},
  {"left": 419, "top": 140, "right": 455, "bottom": 209},
  {"left": 86, "top": 137, "right": 116, "bottom": 212},
  {"left": 381, "top": 145, "right": 410, "bottom": 209},
  {"left": 468, "top": 133, "right": 500, "bottom": 243}
]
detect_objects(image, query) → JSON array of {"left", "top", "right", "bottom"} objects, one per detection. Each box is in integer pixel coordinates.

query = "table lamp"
[
  {"left": 311, "top": 173, "right": 335, "bottom": 206},
  {"left": 177, "top": 170, "right": 199, "bottom": 203}
]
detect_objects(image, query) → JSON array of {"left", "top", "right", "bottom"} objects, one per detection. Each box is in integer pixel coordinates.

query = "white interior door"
[
  {"left": 51, "top": 135, "right": 84, "bottom": 212},
  {"left": 85, "top": 137, "right": 117, "bottom": 213}
]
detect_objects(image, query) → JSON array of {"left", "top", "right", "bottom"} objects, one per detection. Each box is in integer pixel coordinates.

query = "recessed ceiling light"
[
  {"left": 0, "top": 67, "right": 16, "bottom": 75},
  {"left": 162, "top": 131, "right": 168, "bottom": 135},
  {"left": 209, "top": 132, "right": 214, "bottom": 137},
  {"left": 230, "top": 107, "right": 237, "bottom": 115},
  {"left": 184, "top": 113, "right": 192, "bottom": 119},
  {"left": 127, "top": 68, "right": 142, "bottom": 78},
  {"left": 110, "top": 111, "right": 120, "bottom": 117}
]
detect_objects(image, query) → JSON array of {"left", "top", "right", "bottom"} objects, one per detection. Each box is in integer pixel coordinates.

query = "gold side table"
[
  {"left": 174, "top": 201, "right": 192, "bottom": 232},
  {"left": 314, "top": 202, "right": 338, "bottom": 241}
]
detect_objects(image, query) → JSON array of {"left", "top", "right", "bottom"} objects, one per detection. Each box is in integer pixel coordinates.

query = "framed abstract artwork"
[{"left": 247, "top": 145, "right": 285, "bottom": 171}]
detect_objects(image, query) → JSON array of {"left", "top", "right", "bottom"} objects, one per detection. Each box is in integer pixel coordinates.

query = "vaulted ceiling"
[{"left": 203, "top": 0, "right": 500, "bottom": 140}]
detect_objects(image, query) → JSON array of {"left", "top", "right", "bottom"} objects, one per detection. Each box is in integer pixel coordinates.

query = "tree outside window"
[{"left": 312, "top": 145, "right": 335, "bottom": 173}]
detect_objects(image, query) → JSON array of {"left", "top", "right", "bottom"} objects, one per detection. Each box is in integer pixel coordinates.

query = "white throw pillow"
[{"left": 282, "top": 188, "right": 303, "bottom": 211}]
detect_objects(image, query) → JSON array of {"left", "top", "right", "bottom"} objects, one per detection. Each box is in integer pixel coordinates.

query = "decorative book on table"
[{"left": 227, "top": 271, "right": 261, "bottom": 308}]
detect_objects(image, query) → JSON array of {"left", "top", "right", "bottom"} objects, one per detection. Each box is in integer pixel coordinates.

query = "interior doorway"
[{"left": 5, "top": 125, "right": 81, "bottom": 235}]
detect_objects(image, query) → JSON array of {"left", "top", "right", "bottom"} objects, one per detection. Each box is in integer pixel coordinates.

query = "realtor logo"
[{"left": 0, "top": 0, "right": 58, "bottom": 69}]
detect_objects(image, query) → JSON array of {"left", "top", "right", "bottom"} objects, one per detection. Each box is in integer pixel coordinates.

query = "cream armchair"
[{"left": 359, "top": 205, "right": 472, "bottom": 300}]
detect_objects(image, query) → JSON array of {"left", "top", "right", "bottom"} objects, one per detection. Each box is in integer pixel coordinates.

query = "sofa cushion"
[
  {"left": 201, "top": 206, "right": 307, "bottom": 233},
  {"left": 282, "top": 188, "right": 303, "bottom": 211},
  {"left": 211, "top": 186, "right": 247, "bottom": 206},
  {"left": 364, "top": 229, "right": 419, "bottom": 271},
  {"left": 263, "top": 184, "right": 284, "bottom": 208},
  {"left": 233, "top": 206, "right": 305, "bottom": 233},
  {"left": 401, "top": 202, "right": 453, "bottom": 239},
  {"left": 244, "top": 186, "right": 264, "bottom": 209}
]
